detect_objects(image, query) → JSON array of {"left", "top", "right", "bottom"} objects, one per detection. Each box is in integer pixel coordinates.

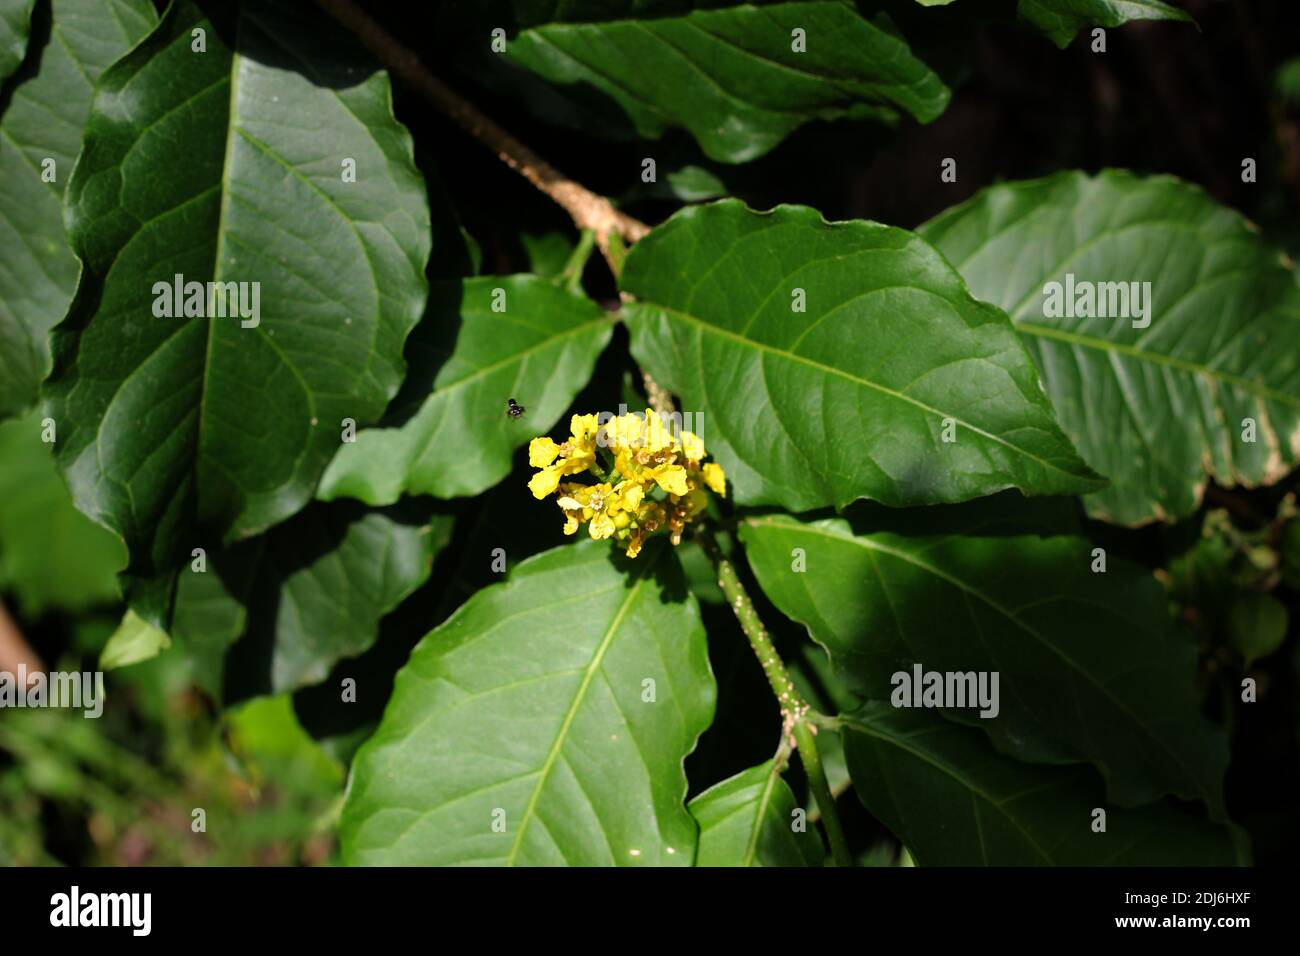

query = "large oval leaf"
[
  {"left": 842, "top": 703, "right": 1243, "bottom": 866},
  {"left": 741, "top": 511, "right": 1227, "bottom": 813},
  {"left": 0, "top": 0, "right": 155, "bottom": 418},
  {"left": 620, "top": 200, "right": 1103, "bottom": 512},
  {"left": 45, "top": 0, "right": 431, "bottom": 577},
  {"left": 461, "top": 0, "right": 949, "bottom": 163},
  {"left": 318, "top": 276, "right": 614, "bottom": 504},
  {"left": 921, "top": 171, "right": 1300, "bottom": 525},
  {"left": 689, "top": 759, "right": 823, "bottom": 866},
  {"left": 341, "top": 538, "right": 715, "bottom": 865}
]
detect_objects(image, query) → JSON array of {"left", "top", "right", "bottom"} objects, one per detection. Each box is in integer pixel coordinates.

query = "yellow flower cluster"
[{"left": 528, "top": 410, "right": 726, "bottom": 557}]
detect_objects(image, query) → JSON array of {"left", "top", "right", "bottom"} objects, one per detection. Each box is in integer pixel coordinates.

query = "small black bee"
[{"left": 506, "top": 398, "right": 525, "bottom": 419}]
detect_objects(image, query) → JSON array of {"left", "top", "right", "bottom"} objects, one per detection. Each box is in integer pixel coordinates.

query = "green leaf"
[
  {"left": 318, "top": 276, "right": 614, "bottom": 504},
  {"left": 741, "top": 512, "right": 1228, "bottom": 813},
  {"left": 0, "top": 0, "right": 35, "bottom": 84},
  {"left": 689, "top": 759, "right": 823, "bottom": 866},
  {"left": 340, "top": 538, "right": 715, "bottom": 865},
  {"left": 1228, "top": 592, "right": 1288, "bottom": 667},
  {"left": 0, "top": 412, "right": 125, "bottom": 615},
  {"left": 518, "top": 231, "right": 575, "bottom": 279},
  {"left": 842, "top": 702, "right": 1244, "bottom": 866},
  {"left": 45, "top": 0, "right": 431, "bottom": 582},
  {"left": 620, "top": 200, "right": 1103, "bottom": 512},
  {"left": 1018, "top": 0, "right": 1193, "bottom": 48},
  {"left": 100, "top": 608, "right": 171, "bottom": 670},
  {"left": 921, "top": 170, "right": 1300, "bottom": 525},
  {"left": 0, "top": 0, "right": 155, "bottom": 419},
  {"left": 480, "top": 1, "right": 786, "bottom": 25},
  {"left": 491, "top": 1, "right": 950, "bottom": 163},
  {"left": 225, "top": 694, "right": 343, "bottom": 794},
  {"left": 182, "top": 502, "right": 452, "bottom": 700}
]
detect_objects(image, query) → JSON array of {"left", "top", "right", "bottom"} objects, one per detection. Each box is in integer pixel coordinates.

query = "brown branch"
[
  {"left": 314, "top": 0, "right": 650, "bottom": 265},
  {"left": 0, "top": 601, "right": 44, "bottom": 681}
]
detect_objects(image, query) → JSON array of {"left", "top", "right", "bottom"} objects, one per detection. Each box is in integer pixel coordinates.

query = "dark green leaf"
[
  {"left": 1018, "top": 0, "right": 1193, "bottom": 48},
  {"left": 1228, "top": 592, "right": 1288, "bottom": 667},
  {"left": 741, "top": 512, "right": 1228, "bottom": 812},
  {"left": 518, "top": 231, "right": 575, "bottom": 279},
  {"left": 921, "top": 171, "right": 1300, "bottom": 525},
  {"left": 182, "top": 502, "right": 453, "bottom": 700},
  {"left": 46, "top": 0, "right": 431, "bottom": 581},
  {"left": 842, "top": 702, "right": 1244, "bottom": 865},
  {"left": 689, "top": 759, "right": 823, "bottom": 866},
  {"left": 620, "top": 200, "right": 1103, "bottom": 511},
  {"left": 318, "top": 276, "right": 614, "bottom": 504},
  {"left": 490, "top": 1, "right": 950, "bottom": 163},
  {"left": 340, "top": 538, "right": 715, "bottom": 865},
  {"left": 0, "top": 0, "right": 155, "bottom": 418}
]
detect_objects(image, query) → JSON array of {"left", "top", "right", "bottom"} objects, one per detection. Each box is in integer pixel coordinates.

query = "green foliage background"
[{"left": 1, "top": 0, "right": 1298, "bottom": 866}]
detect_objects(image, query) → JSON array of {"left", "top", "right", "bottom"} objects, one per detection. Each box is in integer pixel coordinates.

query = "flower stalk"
[{"left": 696, "top": 526, "right": 853, "bottom": 866}]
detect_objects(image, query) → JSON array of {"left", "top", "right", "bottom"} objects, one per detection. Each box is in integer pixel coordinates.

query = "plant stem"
[
  {"left": 314, "top": 0, "right": 649, "bottom": 266},
  {"left": 697, "top": 527, "right": 800, "bottom": 710},
  {"left": 793, "top": 721, "right": 853, "bottom": 867},
  {"left": 641, "top": 368, "right": 675, "bottom": 416},
  {"left": 696, "top": 526, "right": 853, "bottom": 866}
]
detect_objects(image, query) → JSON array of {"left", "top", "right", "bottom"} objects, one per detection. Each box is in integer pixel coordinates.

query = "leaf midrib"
[
  {"left": 635, "top": 301, "right": 1093, "bottom": 484},
  {"left": 746, "top": 517, "right": 1215, "bottom": 808},
  {"left": 841, "top": 714, "right": 1056, "bottom": 864},
  {"left": 742, "top": 761, "right": 782, "bottom": 866},
  {"left": 504, "top": 553, "right": 655, "bottom": 865}
]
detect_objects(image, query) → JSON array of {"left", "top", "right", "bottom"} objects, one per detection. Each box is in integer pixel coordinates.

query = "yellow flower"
[
  {"left": 570, "top": 413, "right": 601, "bottom": 445},
  {"left": 529, "top": 465, "right": 564, "bottom": 499},
  {"left": 702, "top": 462, "right": 726, "bottom": 496},
  {"left": 679, "top": 430, "right": 706, "bottom": 461},
  {"left": 527, "top": 418, "right": 602, "bottom": 498},
  {"left": 529, "top": 437, "right": 559, "bottom": 468},
  {"left": 648, "top": 462, "right": 688, "bottom": 496},
  {"left": 529, "top": 407, "right": 727, "bottom": 557}
]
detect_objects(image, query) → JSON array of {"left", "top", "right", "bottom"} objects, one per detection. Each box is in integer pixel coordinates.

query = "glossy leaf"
[
  {"left": 45, "top": 0, "right": 431, "bottom": 581},
  {"left": 319, "top": 276, "right": 614, "bottom": 504},
  {"left": 0, "top": 412, "right": 125, "bottom": 614},
  {"left": 842, "top": 703, "right": 1243, "bottom": 866},
  {"left": 184, "top": 502, "right": 452, "bottom": 699},
  {"left": 341, "top": 538, "right": 715, "bottom": 865},
  {"left": 479, "top": 1, "right": 787, "bottom": 26},
  {"left": 0, "top": 0, "right": 155, "bottom": 418},
  {"left": 689, "top": 759, "right": 823, "bottom": 866},
  {"left": 0, "top": 0, "right": 34, "bottom": 83},
  {"left": 493, "top": 1, "right": 950, "bottom": 163},
  {"left": 921, "top": 171, "right": 1300, "bottom": 524},
  {"left": 741, "top": 512, "right": 1228, "bottom": 812},
  {"left": 620, "top": 200, "right": 1104, "bottom": 512},
  {"left": 1019, "top": 0, "right": 1192, "bottom": 48}
]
